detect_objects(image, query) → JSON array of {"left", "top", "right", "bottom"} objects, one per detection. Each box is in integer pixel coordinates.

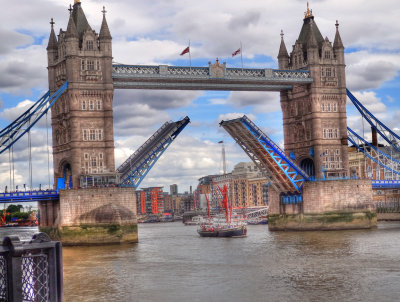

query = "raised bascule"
[{"left": 4, "top": 1, "right": 399, "bottom": 242}]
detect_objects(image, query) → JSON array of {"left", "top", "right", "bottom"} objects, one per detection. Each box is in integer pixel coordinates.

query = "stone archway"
[
  {"left": 300, "top": 158, "right": 315, "bottom": 179},
  {"left": 58, "top": 161, "right": 73, "bottom": 189}
]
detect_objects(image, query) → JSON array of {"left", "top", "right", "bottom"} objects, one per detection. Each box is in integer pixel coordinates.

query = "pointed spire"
[
  {"left": 65, "top": 5, "right": 79, "bottom": 39},
  {"left": 333, "top": 20, "right": 344, "bottom": 49},
  {"left": 278, "top": 30, "right": 289, "bottom": 58},
  {"left": 99, "top": 6, "right": 112, "bottom": 39},
  {"left": 71, "top": 0, "right": 92, "bottom": 38},
  {"left": 307, "top": 21, "right": 318, "bottom": 48},
  {"left": 47, "top": 18, "right": 58, "bottom": 50}
]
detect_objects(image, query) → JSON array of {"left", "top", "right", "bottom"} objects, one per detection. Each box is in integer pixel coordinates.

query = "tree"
[{"left": 6, "top": 204, "right": 23, "bottom": 213}]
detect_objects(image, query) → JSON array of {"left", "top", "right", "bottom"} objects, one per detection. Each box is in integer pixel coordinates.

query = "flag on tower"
[
  {"left": 232, "top": 48, "right": 241, "bottom": 57},
  {"left": 180, "top": 46, "right": 190, "bottom": 55}
]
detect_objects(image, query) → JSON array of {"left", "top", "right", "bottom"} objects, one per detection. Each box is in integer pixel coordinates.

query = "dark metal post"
[
  {"left": 3, "top": 236, "right": 24, "bottom": 301},
  {"left": 1, "top": 232, "right": 63, "bottom": 302}
]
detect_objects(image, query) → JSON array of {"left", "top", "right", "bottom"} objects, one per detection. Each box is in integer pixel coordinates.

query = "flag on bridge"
[
  {"left": 180, "top": 46, "right": 190, "bottom": 55},
  {"left": 232, "top": 48, "right": 241, "bottom": 57}
]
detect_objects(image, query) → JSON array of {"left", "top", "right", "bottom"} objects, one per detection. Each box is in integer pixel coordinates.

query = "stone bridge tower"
[
  {"left": 278, "top": 5, "right": 348, "bottom": 179},
  {"left": 47, "top": 0, "right": 115, "bottom": 188}
]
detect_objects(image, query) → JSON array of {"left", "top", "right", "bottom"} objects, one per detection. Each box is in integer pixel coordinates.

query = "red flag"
[
  {"left": 180, "top": 46, "right": 190, "bottom": 56},
  {"left": 232, "top": 48, "right": 241, "bottom": 57}
]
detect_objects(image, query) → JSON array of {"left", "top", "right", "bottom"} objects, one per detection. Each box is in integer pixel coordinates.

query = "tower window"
[
  {"left": 82, "top": 129, "right": 88, "bottom": 141},
  {"left": 326, "top": 68, "right": 332, "bottom": 77},
  {"left": 82, "top": 100, "right": 86, "bottom": 110},
  {"left": 81, "top": 60, "right": 85, "bottom": 71},
  {"left": 86, "top": 40, "right": 94, "bottom": 51},
  {"left": 96, "top": 100, "right": 102, "bottom": 110},
  {"left": 324, "top": 51, "right": 331, "bottom": 59},
  {"left": 91, "top": 157, "right": 97, "bottom": 167},
  {"left": 89, "top": 100, "right": 94, "bottom": 110},
  {"left": 96, "top": 129, "right": 103, "bottom": 141},
  {"left": 89, "top": 129, "right": 96, "bottom": 141},
  {"left": 87, "top": 60, "right": 94, "bottom": 71}
]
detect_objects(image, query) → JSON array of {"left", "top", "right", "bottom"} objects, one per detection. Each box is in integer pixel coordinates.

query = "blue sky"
[{"left": 0, "top": 0, "right": 400, "bottom": 193}]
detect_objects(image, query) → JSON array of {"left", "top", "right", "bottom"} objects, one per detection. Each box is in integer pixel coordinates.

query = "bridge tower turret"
[
  {"left": 279, "top": 4, "right": 348, "bottom": 179},
  {"left": 47, "top": 0, "right": 115, "bottom": 188}
]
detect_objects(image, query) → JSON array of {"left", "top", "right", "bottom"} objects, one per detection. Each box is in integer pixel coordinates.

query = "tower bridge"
[{"left": 2, "top": 0, "right": 397, "bottom": 242}]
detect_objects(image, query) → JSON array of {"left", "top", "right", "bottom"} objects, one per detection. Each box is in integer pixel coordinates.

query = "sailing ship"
[{"left": 197, "top": 185, "right": 247, "bottom": 237}]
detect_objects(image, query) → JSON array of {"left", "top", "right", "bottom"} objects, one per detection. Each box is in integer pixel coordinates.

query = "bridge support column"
[
  {"left": 38, "top": 200, "right": 59, "bottom": 227},
  {"left": 40, "top": 187, "right": 138, "bottom": 245},
  {"left": 268, "top": 179, "right": 377, "bottom": 231}
]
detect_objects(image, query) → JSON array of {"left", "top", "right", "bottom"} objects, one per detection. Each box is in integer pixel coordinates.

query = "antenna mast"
[{"left": 219, "top": 141, "right": 227, "bottom": 174}]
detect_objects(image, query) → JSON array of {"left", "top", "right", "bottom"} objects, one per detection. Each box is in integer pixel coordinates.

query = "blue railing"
[
  {"left": 371, "top": 180, "right": 400, "bottom": 189},
  {"left": 0, "top": 190, "right": 59, "bottom": 203}
]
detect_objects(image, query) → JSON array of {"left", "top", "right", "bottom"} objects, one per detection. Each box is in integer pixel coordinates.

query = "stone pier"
[
  {"left": 39, "top": 187, "right": 138, "bottom": 245},
  {"left": 268, "top": 179, "right": 377, "bottom": 231}
]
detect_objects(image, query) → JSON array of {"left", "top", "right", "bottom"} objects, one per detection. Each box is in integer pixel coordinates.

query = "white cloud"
[
  {"left": 227, "top": 91, "right": 280, "bottom": 112},
  {"left": 346, "top": 51, "right": 400, "bottom": 91},
  {"left": 351, "top": 91, "right": 386, "bottom": 114}
]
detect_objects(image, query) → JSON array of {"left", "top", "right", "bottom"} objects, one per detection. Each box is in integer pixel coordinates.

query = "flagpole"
[
  {"left": 189, "top": 40, "right": 192, "bottom": 70},
  {"left": 240, "top": 41, "right": 243, "bottom": 70}
]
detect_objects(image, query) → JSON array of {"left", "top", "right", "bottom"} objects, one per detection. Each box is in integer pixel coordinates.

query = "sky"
[{"left": 0, "top": 0, "right": 399, "bottom": 194}]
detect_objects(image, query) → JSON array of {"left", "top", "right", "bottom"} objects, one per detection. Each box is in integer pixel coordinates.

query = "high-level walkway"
[{"left": 112, "top": 64, "right": 313, "bottom": 91}]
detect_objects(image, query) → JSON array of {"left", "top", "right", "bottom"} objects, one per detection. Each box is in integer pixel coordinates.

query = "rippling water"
[{"left": 2, "top": 222, "right": 400, "bottom": 302}]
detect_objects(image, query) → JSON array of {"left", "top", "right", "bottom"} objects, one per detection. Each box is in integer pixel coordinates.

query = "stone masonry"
[
  {"left": 39, "top": 187, "right": 138, "bottom": 245},
  {"left": 278, "top": 6, "right": 348, "bottom": 179},
  {"left": 43, "top": 1, "right": 138, "bottom": 244},
  {"left": 47, "top": 1, "right": 115, "bottom": 187}
]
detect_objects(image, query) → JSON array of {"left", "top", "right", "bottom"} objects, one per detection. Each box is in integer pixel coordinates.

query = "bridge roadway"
[{"left": 112, "top": 64, "right": 313, "bottom": 91}]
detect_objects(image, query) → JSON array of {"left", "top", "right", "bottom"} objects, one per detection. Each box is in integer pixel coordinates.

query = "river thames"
[{"left": 1, "top": 222, "right": 400, "bottom": 301}]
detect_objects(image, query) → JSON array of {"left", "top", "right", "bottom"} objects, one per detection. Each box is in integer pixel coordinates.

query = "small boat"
[{"left": 184, "top": 215, "right": 205, "bottom": 225}]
